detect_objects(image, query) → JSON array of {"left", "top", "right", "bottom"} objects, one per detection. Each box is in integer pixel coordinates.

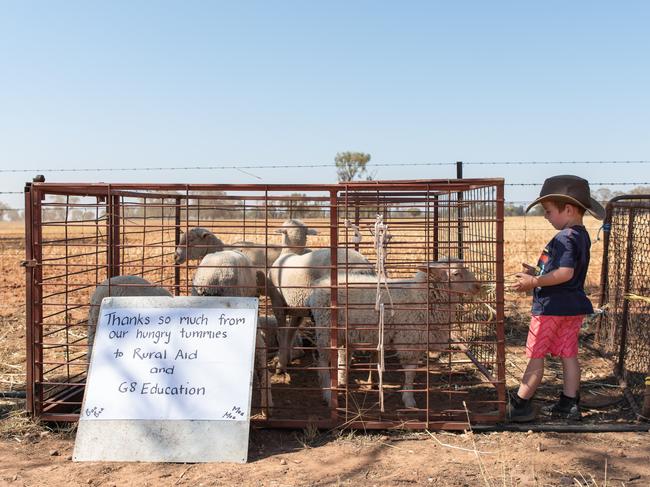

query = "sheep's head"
[
  {"left": 275, "top": 219, "right": 318, "bottom": 251},
  {"left": 174, "top": 227, "right": 224, "bottom": 264},
  {"left": 417, "top": 259, "right": 482, "bottom": 297}
]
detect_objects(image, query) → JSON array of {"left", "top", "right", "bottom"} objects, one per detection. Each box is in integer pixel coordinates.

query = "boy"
[{"left": 507, "top": 175, "right": 605, "bottom": 422}]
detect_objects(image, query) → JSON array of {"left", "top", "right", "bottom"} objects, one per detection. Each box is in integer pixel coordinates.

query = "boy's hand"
[
  {"left": 512, "top": 273, "right": 538, "bottom": 293},
  {"left": 522, "top": 263, "right": 537, "bottom": 276}
]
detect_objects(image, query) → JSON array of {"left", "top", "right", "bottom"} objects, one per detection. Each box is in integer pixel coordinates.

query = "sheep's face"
[
  {"left": 423, "top": 261, "right": 482, "bottom": 297},
  {"left": 174, "top": 228, "right": 223, "bottom": 264},
  {"left": 275, "top": 219, "right": 318, "bottom": 249}
]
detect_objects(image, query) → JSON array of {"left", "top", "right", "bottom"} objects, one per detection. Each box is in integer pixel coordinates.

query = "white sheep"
[
  {"left": 189, "top": 242, "right": 288, "bottom": 354},
  {"left": 174, "top": 219, "right": 315, "bottom": 267},
  {"left": 307, "top": 260, "right": 481, "bottom": 408},
  {"left": 269, "top": 246, "right": 375, "bottom": 374},
  {"left": 174, "top": 220, "right": 316, "bottom": 306},
  {"left": 174, "top": 220, "right": 318, "bottom": 347},
  {"left": 174, "top": 227, "right": 224, "bottom": 265},
  {"left": 191, "top": 250, "right": 258, "bottom": 298},
  {"left": 87, "top": 275, "right": 173, "bottom": 359},
  {"left": 191, "top": 252, "right": 273, "bottom": 415}
]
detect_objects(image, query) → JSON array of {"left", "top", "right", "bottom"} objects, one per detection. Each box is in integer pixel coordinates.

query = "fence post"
[
  {"left": 23, "top": 182, "right": 35, "bottom": 415},
  {"left": 107, "top": 191, "right": 121, "bottom": 278},
  {"left": 174, "top": 197, "right": 181, "bottom": 296},
  {"left": 595, "top": 202, "right": 614, "bottom": 345},
  {"left": 616, "top": 207, "right": 636, "bottom": 377},
  {"left": 329, "top": 189, "right": 339, "bottom": 426}
]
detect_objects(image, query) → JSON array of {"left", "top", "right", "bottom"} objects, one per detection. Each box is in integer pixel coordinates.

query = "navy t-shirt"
[{"left": 531, "top": 225, "right": 594, "bottom": 316}]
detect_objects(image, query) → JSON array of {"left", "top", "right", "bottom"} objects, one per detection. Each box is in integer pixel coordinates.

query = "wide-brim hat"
[{"left": 525, "top": 175, "right": 606, "bottom": 220}]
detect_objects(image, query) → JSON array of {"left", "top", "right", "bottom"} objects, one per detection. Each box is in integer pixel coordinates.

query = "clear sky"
[{"left": 1, "top": 1, "right": 649, "bottom": 210}]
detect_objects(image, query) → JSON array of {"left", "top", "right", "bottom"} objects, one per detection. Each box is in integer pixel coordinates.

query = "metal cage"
[
  {"left": 24, "top": 179, "right": 505, "bottom": 429},
  {"left": 596, "top": 194, "right": 650, "bottom": 418}
]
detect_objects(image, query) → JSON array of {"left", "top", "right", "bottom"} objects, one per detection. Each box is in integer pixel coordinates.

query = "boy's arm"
[{"left": 512, "top": 267, "right": 574, "bottom": 292}]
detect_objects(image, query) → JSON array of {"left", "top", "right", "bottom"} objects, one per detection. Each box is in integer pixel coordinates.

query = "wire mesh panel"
[
  {"left": 24, "top": 179, "right": 504, "bottom": 429},
  {"left": 596, "top": 195, "right": 650, "bottom": 413},
  {"left": 322, "top": 180, "right": 504, "bottom": 428}
]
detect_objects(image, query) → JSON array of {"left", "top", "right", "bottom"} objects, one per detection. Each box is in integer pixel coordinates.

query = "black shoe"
[
  {"left": 506, "top": 394, "right": 537, "bottom": 423},
  {"left": 541, "top": 393, "right": 582, "bottom": 421}
]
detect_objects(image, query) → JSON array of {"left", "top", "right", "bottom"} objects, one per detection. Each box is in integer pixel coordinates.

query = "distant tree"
[
  {"left": 592, "top": 186, "right": 649, "bottom": 205},
  {"left": 185, "top": 191, "right": 233, "bottom": 221},
  {"left": 42, "top": 195, "right": 72, "bottom": 222},
  {"left": 593, "top": 187, "right": 619, "bottom": 204},
  {"left": 335, "top": 152, "right": 372, "bottom": 182},
  {"left": 629, "top": 185, "right": 650, "bottom": 195},
  {"left": 287, "top": 193, "right": 325, "bottom": 219},
  {"left": 504, "top": 204, "right": 525, "bottom": 216},
  {"left": 0, "top": 201, "right": 22, "bottom": 221}
]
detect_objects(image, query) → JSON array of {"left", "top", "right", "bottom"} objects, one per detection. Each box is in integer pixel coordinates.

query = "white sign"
[{"left": 74, "top": 296, "right": 259, "bottom": 463}]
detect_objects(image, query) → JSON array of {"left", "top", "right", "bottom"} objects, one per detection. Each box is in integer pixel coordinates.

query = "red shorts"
[{"left": 526, "top": 315, "right": 584, "bottom": 359}]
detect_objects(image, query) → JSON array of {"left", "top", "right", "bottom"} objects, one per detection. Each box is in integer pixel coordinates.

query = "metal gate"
[
  {"left": 24, "top": 178, "right": 504, "bottom": 429},
  {"left": 596, "top": 194, "right": 650, "bottom": 419}
]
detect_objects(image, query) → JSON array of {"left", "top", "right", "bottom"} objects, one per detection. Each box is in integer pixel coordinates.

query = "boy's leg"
[
  {"left": 561, "top": 356, "right": 580, "bottom": 398},
  {"left": 541, "top": 325, "right": 583, "bottom": 420},
  {"left": 518, "top": 357, "right": 545, "bottom": 399},
  {"left": 507, "top": 358, "right": 544, "bottom": 422}
]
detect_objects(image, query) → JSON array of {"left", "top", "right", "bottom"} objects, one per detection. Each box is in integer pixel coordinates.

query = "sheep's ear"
[
  {"left": 307, "top": 228, "right": 318, "bottom": 235},
  {"left": 197, "top": 228, "right": 211, "bottom": 239},
  {"left": 429, "top": 267, "right": 449, "bottom": 280},
  {"left": 417, "top": 262, "right": 449, "bottom": 280}
]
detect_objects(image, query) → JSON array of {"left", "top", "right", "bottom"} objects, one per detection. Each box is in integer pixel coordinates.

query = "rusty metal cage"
[
  {"left": 24, "top": 179, "right": 504, "bottom": 429},
  {"left": 596, "top": 195, "right": 650, "bottom": 418}
]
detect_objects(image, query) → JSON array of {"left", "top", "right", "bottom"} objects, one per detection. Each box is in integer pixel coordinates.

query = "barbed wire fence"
[{"left": 1, "top": 160, "right": 648, "bottom": 271}]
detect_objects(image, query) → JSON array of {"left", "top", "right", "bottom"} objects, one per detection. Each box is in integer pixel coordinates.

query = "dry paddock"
[{"left": 2, "top": 217, "right": 649, "bottom": 486}]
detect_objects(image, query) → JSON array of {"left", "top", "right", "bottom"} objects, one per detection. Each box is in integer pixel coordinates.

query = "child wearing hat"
[{"left": 507, "top": 175, "right": 605, "bottom": 422}]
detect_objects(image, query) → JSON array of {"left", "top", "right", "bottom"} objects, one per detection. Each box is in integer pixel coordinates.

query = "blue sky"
[{"left": 1, "top": 1, "right": 649, "bottom": 209}]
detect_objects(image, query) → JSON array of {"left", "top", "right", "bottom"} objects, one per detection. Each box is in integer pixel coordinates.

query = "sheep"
[
  {"left": 188, "top": 241, "right": 288, "bottom": 356},
  {"left": 191, "top": 250, "right": 258, "bottom": 298},
  {"left": 307, "top": 259, "right": 481, "bottom": 408},
  {"left": 191, "top": 252, "right": 273, "bottom": 415},
  {"left": 174, "top": 219, "right": 317, "bottom": 327},
  {"left": 174, "top": 219, "right": 316, "bottom": 309},
  {"left": 191, "top": 248, "right": 283, "bottom": 347},
  {"left": 233, "top": 218, "right": 317, "bottom": 269},
  {"left": 269, "top": 246, "right": 375, "bottom": 375},
  {"left": 174, "top": 227, "right": 224, "bottom": 265},
  {"left": 173, "top": 219, "right": 315, "bottom": 267},
  {"left": 87, "top": 275, "right": 173, "bottom": 359},
  {"left": 272, "top": 218, "right": 318, "bottom": 256}
]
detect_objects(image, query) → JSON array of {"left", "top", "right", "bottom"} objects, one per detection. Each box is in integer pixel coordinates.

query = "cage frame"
[{"left": 24, "top": 178, "right": 505, "bottom": 429}]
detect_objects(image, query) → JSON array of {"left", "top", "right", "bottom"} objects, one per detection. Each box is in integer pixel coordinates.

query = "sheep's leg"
[
  {"left": 255, "top": 334, "right": 273, "bottom": 418},
  {"left": 318, "top": 343, "right": 332, "bottom": 404},
  {"left": 259, "top": 272, "right": 287, "bottom": 352},
  {"left": 290, "top": 317, "right": 307, "bottom": 359},
  {"left": 337, "top": 345, "right": 347, "bottom": 387},
  {"left": 276, "top": 317, "right": 300, "bottom": 374},
  {"left": 401, "top": 364, "right": 418, "bottom": 409}
]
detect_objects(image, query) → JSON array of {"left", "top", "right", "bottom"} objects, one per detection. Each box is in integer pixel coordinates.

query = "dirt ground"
[
  {"left": 1, "top": 220, "right": 649, "bottom": 486},
  {"left": 0, "top": 419, "right": 649, "bottom": 486}
]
